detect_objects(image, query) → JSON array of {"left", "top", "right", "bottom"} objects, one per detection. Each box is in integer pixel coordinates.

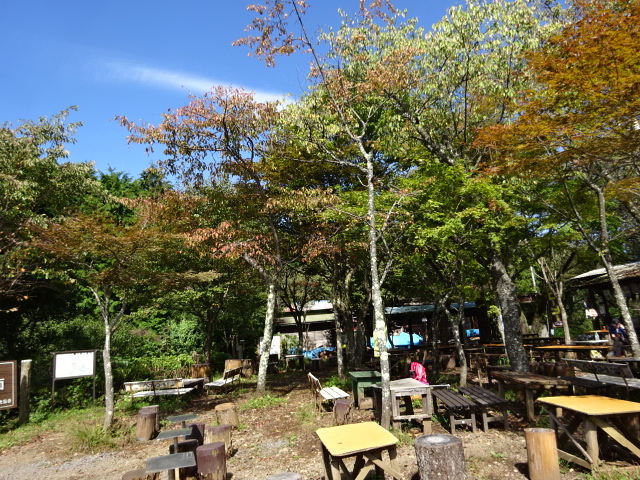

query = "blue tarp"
[
  {"left": 369, "top": 331, "right": 425, "bottom": 349},
  {"left": 303, "top": 346, "right": 336, "bottom": 359}
]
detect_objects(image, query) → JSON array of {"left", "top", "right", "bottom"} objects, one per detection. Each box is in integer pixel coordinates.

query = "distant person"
[{"left": 609, "top": 318, "right": 629, "bottom": 357}]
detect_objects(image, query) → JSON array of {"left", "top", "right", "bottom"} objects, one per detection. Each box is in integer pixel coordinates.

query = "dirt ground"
[{"left": 0, "top": 370, "right": 639, "bottom": 480}]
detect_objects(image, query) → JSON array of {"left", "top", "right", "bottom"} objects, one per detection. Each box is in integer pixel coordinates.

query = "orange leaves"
[{"left": 476, "top": 0, "right": 640, "bottom": 180}]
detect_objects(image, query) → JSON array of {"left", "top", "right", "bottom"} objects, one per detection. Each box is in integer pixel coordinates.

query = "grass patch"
[
  {"left": 579, "top": 468, "right": 640, "bottom": 480},
  {"left": 0, "top": 406, "right": 133, "bottom": 453},
  {"left": 239, "top": 394, "right": 287, "bottom": 410},
  {"left": 294, "top": 402, "right": 317, "bottom": 424}
]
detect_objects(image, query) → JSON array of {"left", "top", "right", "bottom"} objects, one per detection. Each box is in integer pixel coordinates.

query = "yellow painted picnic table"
[
  {"left": 316, "top": 421, "right": 401, "bottom": 480},
  {"left": 538, "top": 395, "right": 640, "bottom": 470}
]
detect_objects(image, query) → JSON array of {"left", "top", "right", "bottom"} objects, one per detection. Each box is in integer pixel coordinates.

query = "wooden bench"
[
  {"left": 204, "top": 367, "right": 242, "bottom": 393},
  {"left": 124, "top": 378, "right": 195, "bottom": 402},
  {"left": 431, "top": 388, "right": 477, "bottom": 434},
  {"left": 563, "top": 359, "right": 640, "bottom": 397},
  {"left": 459, "top": 385, "right": 509, "bottom": 431},
  {"left": 308, "top": 372, "right": 349, "bottom": 412}
]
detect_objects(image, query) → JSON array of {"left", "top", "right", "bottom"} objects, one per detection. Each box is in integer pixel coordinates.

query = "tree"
[
  {"left": 33, "top": 208, "right": 172, "bottom": 430},
  {"left": 119, "top": 86, "right": 309, "bottom": 394},
  {"left": 476, "top": 0, "right": 640, "bottom": 355},
  {"left": 0, "top": 107, "right": 101, "bottom": 311}
]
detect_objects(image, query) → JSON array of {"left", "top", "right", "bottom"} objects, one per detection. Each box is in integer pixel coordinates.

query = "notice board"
[
  {"left": 53, "top": 350, "right": 96, "bottom": 380},
  {"left": 0, "top": 361, "right": 17, "bottom": 410}
]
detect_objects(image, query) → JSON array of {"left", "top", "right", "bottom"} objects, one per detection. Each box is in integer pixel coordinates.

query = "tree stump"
[
  {"left": 169, "top": 439, "right": 199, "bottom": 480},
  {"left": 524, "top": 428, "right": 560, "bottom": 480},
  {"left": 205, "top": 424, "right": 233, "bottom": 457},
  {"left": 267, "top": 473, "right": 302, "bottom": 480},
  {"left": 215, "top": 402, "right": 239, "bottom": 428},
  {"left": 136, "top": 408, "right": 158, "bottom": 441},
  {"left": 186, "top": 422, "right": 206, "bottom": 445},
  {"left": 333, "top": 398, "right": 352, "bottom": 425},
  {"left": 196, "top": 442, "right": 226, "bottom": 480},
  {"left": 122, "top": 468, "right": 159, "bottom": 480},
  {"left": 139, "top": 405, "right": 160, "bottom": 431},
  {"left": 414, "top": 434, "right": 467, "bottom": 480}
]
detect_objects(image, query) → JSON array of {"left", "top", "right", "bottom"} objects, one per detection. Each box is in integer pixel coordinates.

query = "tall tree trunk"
[
  {"left": 257, "top": 283, "right": 277, "bottom": 394},
  {"left": 367, "top": 154, "right": 391, "bottom": 429},
  {"left": 102, "top": 326, "right": 114, "bottom": 431},
  {"left": 488, "top": 248, "right": 529, "bottom": 372}
]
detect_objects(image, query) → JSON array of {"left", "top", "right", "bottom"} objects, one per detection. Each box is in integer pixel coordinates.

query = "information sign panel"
[
  {"left": 53, "top": 350, "right": 96, "bottom": 380},
  {"left": 0, "top": 361, "right": 17, "bottom": 410}
]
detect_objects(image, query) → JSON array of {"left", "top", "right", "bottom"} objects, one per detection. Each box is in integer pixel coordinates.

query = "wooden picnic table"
[
  {"left": 491, "top": 371, "right": 572, "bottom": 421},
  {"left": 538, "top": 395, "right": 640, "bottom": 470},
  {"left": 532, "top": 344, "right": 611, "bottom": 361},
  {"left": 371, "top": 378, "right": 445, "bottom": 433},
  {"left": 316, "top": 421, "right": 402, "bottom": 480}
]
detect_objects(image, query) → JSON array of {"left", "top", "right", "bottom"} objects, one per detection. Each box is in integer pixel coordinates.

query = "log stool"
[
  {"left": 524, "top": 428, "right": 560, "bottom": 480},
  {"left": 215, "top": 402, "right": 239, "bottom": 428},
  {"left": 196, "top": 442, "right": 226, "bottom": 480},
  {"left": 136, "top": 406, "right": 159, "bottom": 441},
  {"left": 122, "top": 468, "right": 159, "bottom": 480},
  {"left": 333, "top": 398, "right": 352, "bottom": 425},
  {"left": 186, "top": 422, "right": 206, "bottom": 445},
  {"left": 205, "top": 424, "right": 233, "bottom": 457},
  {"left": 169, "top": 439, "right": 199, "bottom": 480},
  {"left": 414, "top": 434, "right": 467, "bottom": 480}
]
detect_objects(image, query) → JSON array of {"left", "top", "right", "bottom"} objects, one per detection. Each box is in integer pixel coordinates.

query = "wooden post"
[
  {"left": 196, "top": 442, "right": 226, "bottom": 480},
  {"left": 121, "top": 468, "right": 159, "bottom": 480},
  {"left": 136, "top": 407, "right": 158, "bottom": 441},
  {"left": 524, "top": 428, "right": 560, "bottom": 480},
  {"left": 414, "top": 434, "right": 467, "bottom": 480},
  {"left": 18, "top": 359, "right": 32, "bottom": 425},
  {"left": 205, "top": 424, "right": 233, "bottom": 457},
  {"left": 215, "top": 402, "right": 239, "bottom": 428}
]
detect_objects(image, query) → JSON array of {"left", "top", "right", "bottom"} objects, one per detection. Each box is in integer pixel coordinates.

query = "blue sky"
[{"left": 1, "top": 1, "right": 460, "bottom": 178}]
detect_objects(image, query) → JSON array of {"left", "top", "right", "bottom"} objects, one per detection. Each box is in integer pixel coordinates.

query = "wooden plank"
[{"left": 591, "top": 417, "right": 640, "bottom": 459}]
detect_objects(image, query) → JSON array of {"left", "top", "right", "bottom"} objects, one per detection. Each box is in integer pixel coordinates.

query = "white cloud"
[{"left": 95, "top": 59, "right": 289, "bottom": 104}]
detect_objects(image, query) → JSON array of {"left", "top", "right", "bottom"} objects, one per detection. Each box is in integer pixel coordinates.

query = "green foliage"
[
  {"left": 323, "top": 375, "right": 350, "bottom": 390},
  {"left": 112, "top": 354, "right": 193, "bottom": 388},
  {"left": 239, "top": 395, "right": 287, "bottom": 410},
  {"left": 69, "top": 423, "right": 118, "bottom": 453}
]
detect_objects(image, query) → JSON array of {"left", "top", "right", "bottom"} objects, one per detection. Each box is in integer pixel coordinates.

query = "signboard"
[
  {"left": 53, "top": 350, "right": 96, "bottom": 380},
  {"left": 0, "top": 361, "right": 17, "bottom": 410}
]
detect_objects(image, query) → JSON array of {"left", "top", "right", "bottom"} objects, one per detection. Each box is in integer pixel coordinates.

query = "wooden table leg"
[
  {"left": 525, "top": 388, "right": 536, "bottom": 421},
  {"left": 584, "top": 418, "right": 599, "bottom": 469},
  {"left": 320, "top": 444, "right": 333, "bottom": 480},
  {"left": 329, "top": 456, "right": 341, "bottom": 480}
]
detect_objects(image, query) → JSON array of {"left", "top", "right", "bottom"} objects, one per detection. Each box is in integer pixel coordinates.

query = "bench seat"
[
  {"left": 459, "top": 385, "right": 509, "bottom": 431},
  {"left": 432, "top": 388, "right": 477, "bottom": 434},
  {"left": 205, "top": 367, "right": 242, "bottom": 393},
  {"left": 564, "top": 358, "right": 640, "bottom": 397},
  {"left": 308, "top": 372, "right": 349, "bottom": 411},
  {"left": 124, "top": 378, "right": 195, "bottom": 401}
]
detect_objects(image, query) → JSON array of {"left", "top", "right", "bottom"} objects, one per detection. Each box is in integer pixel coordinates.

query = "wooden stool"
[
  {"left": 196, "top": 442, "right": 226, "bottom": 480},
  {"left": 215, "top": 402, "right": 239, "bottom": 428},
  {"left": 205, "top": 424, "right": 233, "bottom": 457}
]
